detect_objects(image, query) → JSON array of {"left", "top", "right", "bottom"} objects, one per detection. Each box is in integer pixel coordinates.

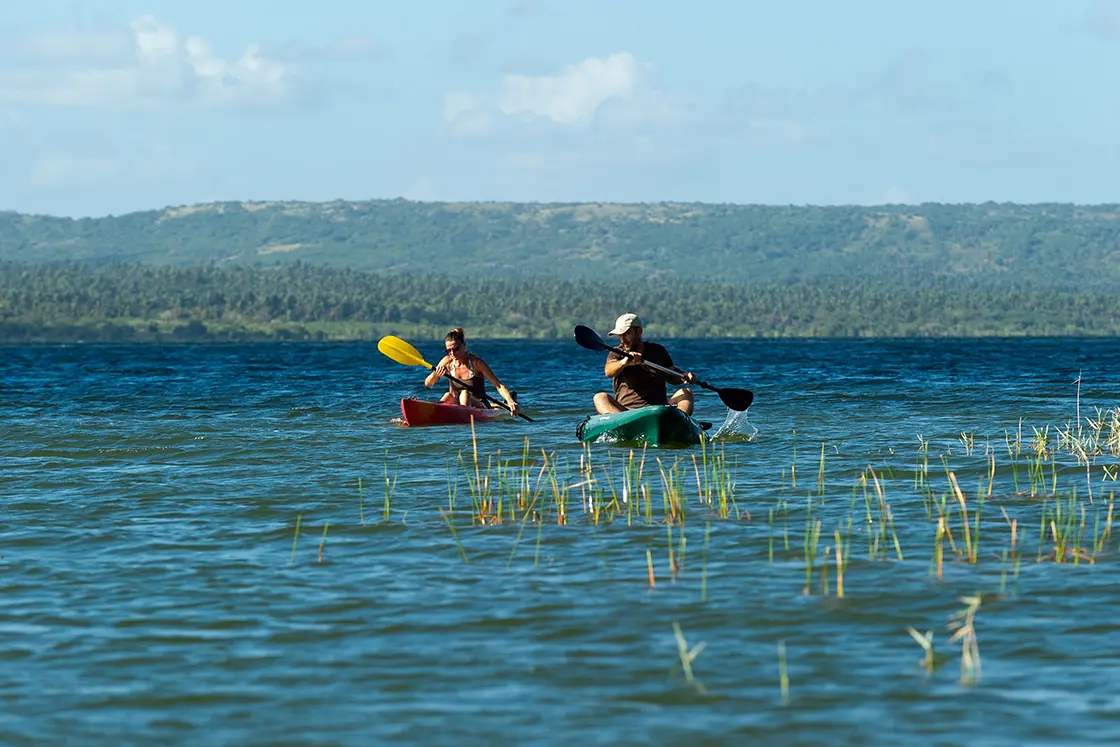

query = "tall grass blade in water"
[
  {"left": 671, "top": 622, "right": 708, "bottom": 694},
  {"left": 358, "top": 476, "right": 365, "bottom": 526},
  {"left": 383, "top": 456, "right": 399, "bottom": 523},
  {"left": 778, "top": 640, "right": 790, "bottom": 705},
  {"left": 290, "top": 514, "right": 302, "bottom": 565},
  {"left": 439, "top": 508, "right": 469, "bottom": 563},
  {"left": 906, "top": 626, "right": 937, "bottom": 673},
  {"left": 318, "top": 522, "right": 329, "bottom": 563},
  {"left": 948, "top": 595, "right": 983, "bottom": 685}
]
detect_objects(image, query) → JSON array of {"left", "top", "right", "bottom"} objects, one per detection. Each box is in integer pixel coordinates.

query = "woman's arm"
[
  {"left": 475, "top": 357, "right": 520, "bottom": 415},
  {"left": 424, "top": 356, "right": 450, "bottom": 387}
]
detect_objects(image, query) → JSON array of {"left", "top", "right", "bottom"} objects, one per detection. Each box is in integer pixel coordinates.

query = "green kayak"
[{"left": 575, "top": 405, "right": 707, "bottom": 447}]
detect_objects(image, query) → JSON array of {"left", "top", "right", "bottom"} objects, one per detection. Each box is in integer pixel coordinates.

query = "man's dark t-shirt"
[{"left": 607, "top": 341, "right": 681, "bottom": 409}]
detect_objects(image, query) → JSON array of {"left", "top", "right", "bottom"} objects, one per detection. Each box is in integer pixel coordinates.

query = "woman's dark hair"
[{"left": 445, "top": 327, "right": 466, "bottom": 346}]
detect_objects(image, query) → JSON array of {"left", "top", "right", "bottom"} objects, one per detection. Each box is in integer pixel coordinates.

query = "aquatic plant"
[
  {"left": 670, "top": 622, "right": 708, "bottom": 694},
  {"left": 380, "top": 410, "right": 1120, "bottom": 597},
  {"left": 777, "top": 640, "right": 790, "bottom": 705},
  {"left": 317, "top": 522, "right": 329, "bottom": 563},
  {"left": 948, "top": 594, "right": 984, "bottom": 685}
]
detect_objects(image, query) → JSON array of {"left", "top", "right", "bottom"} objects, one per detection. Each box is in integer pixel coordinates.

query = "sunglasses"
[{"left": 445, "top": 343, "right": 463, "bottom": 354}]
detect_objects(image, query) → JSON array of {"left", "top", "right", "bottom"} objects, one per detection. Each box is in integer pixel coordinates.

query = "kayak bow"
[{"left": 575, "top": 405, "right": 706, "bottom": 447}]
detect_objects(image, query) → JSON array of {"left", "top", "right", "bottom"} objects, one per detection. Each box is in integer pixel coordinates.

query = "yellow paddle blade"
[{"left": 377, "top": 335, "right": 433, "bottom": 370}]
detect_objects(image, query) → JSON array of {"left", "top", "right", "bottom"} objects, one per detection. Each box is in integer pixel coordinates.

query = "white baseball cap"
[{"left": 608, "top": 313, "right": 643, "bottom": 335}]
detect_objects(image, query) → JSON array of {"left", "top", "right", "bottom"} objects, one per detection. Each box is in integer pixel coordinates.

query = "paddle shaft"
[
  {"left": 425, "top": 363, "right": 534, "bottom": 423},
  {"left": 572, "top": 324, "right": 753, "bottom": 411},
  {"left": 432, "top": 368, "right": 532, "bottom": 422},
  {"left": 602, "top": 341, "right": 713, "bottom": 390}
]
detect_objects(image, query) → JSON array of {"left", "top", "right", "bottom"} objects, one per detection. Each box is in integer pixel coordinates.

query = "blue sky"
[{"left": 1, "top": 0, "right": 1117, "bottom": 216}]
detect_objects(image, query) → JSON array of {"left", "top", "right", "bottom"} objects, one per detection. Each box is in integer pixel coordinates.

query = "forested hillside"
[
  {"left": 2, "top": 261, "right": 1117, "bottom": 342},
  {"left": 2, "top": 199, "right": 1118, "bottom": 288}
]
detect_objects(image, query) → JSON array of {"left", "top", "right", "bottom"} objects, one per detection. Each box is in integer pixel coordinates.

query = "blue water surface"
[{"left": 2, "top": 337, "right": 1120, "bottom": 746}]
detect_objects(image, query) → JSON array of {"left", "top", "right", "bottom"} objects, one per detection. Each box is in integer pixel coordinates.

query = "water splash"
[{"left": 710, "top": 408, "right": 759, "bottom": 441}]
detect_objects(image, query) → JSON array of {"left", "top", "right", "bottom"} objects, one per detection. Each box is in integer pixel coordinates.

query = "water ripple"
[{"left": 2, "top": 339, "right": 1120, "bottom": 744}]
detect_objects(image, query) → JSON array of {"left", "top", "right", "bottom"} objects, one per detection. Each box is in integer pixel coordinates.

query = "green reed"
[
  {"left": 357, "top": 476, "right": 365, "bottom": 526},
  {"left": 802, "top": 510, "right": 821, "bottom": 595},
  {"left": 768, "top": 506, "right": 775, "bottom": 564},
  {"left": 383, "top": 455, "right": 400, "bottom": 522},
  {"left": 439, "top": 507, "right": 469, "bottom": 562},
  {"left": 948, "top": 594, "right": 984, "bottom": 685},
  {"left": 657, "top": 457, "right": 687, "bottom": 527},
  {"left": 671, "top": 622, "right": 708, "bottom": 694},
  {"left": 777, "top": 640, "right": 790, "bottom": 705},
  {"left": 817, "top": 442, "right": 827, "bottom": 504},
  {"left": 791, "top": 429, "right": 798, "bottom": 490},
  {"left": 307, "top": 398, "right": 1120, "bottom": 600},
  {"left": 317, "top": 522, "right": 329, "bottom": 563},
  {"left": 905, "top": 626, "right": 937, "bottom": 674},
  {"left": 290, "top": 513, "right": 302, "bottom": 564},
  {"left": 833, "top": 528, "right": 848, "bottom": 598},
  {"left": 692, "top": 439, "right": 741, "bottom": 519}
]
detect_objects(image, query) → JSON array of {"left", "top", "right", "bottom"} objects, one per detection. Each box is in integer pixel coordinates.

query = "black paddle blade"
[
  {"left": 573, "top": 324, "right": 609, "bottom": 352},
  {"left": 717, "top": 387, "right": 754, "bottom": 412}
]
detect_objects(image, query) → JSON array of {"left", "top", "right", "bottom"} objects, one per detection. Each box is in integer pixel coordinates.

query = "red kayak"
[{"left": 398, "top": 397, "right": 503, "bottom": 427}]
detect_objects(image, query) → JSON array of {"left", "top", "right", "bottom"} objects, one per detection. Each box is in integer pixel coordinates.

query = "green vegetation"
[
  {"left": 4, "top": 198, "right": 1120, "bottom": 341},
  {"left": 3, "top": 260, "right": 1120, "bottom": 342},
  {"left": 3, "top": 198, "right": 1120, "bottom": 288},
  {"left": 338, "top": 406, "right": 1120, "bottom": 685}
]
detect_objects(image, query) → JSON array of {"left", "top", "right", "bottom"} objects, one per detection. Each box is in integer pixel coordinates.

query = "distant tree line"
[{"left": 1, "top": 261, "right": 1118, "bottom": 342}]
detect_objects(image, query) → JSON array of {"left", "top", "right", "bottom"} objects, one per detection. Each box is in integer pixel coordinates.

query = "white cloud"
[
  {"left": 444, "top": 52, "right": 648, "bottom": 133},
  {"left": 0, "top": 15, "right": 297, "bottom": 108},
  {"left": 498, "top": 52, "right": 641, "bottom": 124}
]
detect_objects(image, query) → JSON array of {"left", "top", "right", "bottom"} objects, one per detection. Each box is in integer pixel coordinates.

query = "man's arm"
[{"left": 604, "top": 351, "right": 641, "bottom": 378}]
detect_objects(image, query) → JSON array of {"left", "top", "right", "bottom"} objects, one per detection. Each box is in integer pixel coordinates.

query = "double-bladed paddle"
[
  {"left": 573, "top": 324, "right": 754, "bottom": 412},
  {"left": 377, "top": 335, "right": 535, "bottom": 422}
]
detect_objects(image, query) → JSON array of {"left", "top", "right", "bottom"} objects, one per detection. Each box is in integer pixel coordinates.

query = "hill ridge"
[{"left": 3, "top": 199, "right": 1118, "bottom": 289}]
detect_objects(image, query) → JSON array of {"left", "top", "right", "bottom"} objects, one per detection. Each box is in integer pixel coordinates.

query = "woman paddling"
[{"left": 424, "top": 327, "right": 520, "bottom": 417}]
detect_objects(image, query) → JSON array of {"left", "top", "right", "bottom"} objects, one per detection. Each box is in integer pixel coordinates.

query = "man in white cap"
[{"left": 593, "top": 312, "right": 696, "bottom": 415}]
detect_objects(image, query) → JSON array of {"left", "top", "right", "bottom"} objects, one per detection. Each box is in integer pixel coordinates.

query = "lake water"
[{"left": 3, "top": 337, "right": 1120, "bottom": 746}]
